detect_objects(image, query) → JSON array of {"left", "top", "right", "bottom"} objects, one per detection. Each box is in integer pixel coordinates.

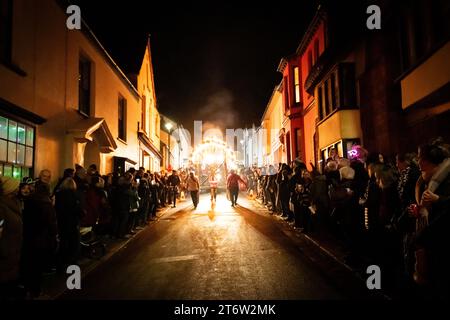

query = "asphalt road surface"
[{"left": 60, "top": 193, "right": 348, "bottom": 300}]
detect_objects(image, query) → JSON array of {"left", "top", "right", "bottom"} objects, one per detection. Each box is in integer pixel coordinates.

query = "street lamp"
[{"left": 165, "top": 122, "right": 174, "bottom": 169}]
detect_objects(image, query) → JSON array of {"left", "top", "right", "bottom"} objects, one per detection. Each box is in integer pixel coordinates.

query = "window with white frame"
[{"left": 0, "top": 116, "right": 35, "bottom": 180}]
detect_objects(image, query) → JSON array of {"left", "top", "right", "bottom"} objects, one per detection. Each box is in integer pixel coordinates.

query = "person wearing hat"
[{"left": 0, "top": 176, "right": 23, "bottom": 300}]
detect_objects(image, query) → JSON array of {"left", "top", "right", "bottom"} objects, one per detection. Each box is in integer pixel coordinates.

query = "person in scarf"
[{"left": 411, "top": 139, "right": 450, "bottom": 299}]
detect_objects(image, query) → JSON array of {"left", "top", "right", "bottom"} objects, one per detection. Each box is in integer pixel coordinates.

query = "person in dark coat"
[
  {"left": 54, "top": 177, "right": 82, "bottom": 270},
  {"left": 394, "top": 153, "right": 421, "bottom": 285},
  {"left": 148, "top": 174, "right": 159, "bottom": 221},
  {"left": 277, "top": 167, "right": 292, "bottom": 219},
  {"left": 0, "top": 177, "right": 23, "bottom": 300},
  {"left": 127, "top": 178, "right": 140, "bottom": 234},
  {"left": 21, "top": 182, "right": 58, "bottom": 298},
  {"left": 298, "top": 171, "right": 313, "bottom": 232},
  {"left": 376, "top": 165, "right": 402, "bottom": 291},
  {"left": 52, "top": 168, "right": 75, "bottom": 198},
  {"left": 167, "top": 170, "right": 181, "bottom": 208},
  {"left": 137, "top": 176, "right": 150, "bottom": 226},
  {"left": 116, "top": 174, "right": 134, "bottom": 238},
  {"left": 363, "top": 162, "right": 383, "bottom": 257},
  {"left": 413, "top": 141, "right": 450, "bottom": 299},
  {"left": 227, "top": 170, "right": 247, "bottom": 207},
  {"left": 310, "top": 171, "right": 330, "bottom": 232},
  {"left": 289, "top": 166, "right": 304, "bottom": 225},
  {"left": 74, "top": 166, "right": 89, "bottom": 227}
]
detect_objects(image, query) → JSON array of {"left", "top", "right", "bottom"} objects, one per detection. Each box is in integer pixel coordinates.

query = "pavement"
[{"left": 54, "top": 192, "right": 384, "bottom": 300}]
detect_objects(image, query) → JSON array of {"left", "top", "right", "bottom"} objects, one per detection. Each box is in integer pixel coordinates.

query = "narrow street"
[{"left": 60, "top": 193, "right": 354, "bottom": 300}]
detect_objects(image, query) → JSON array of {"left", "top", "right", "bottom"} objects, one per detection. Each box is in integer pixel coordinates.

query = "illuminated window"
[
  {"left": 0, "top": 115, "right": 35, "bottom": 180},
  {"left": 294, "top": 67, "right": 301, "bottom": 104}
]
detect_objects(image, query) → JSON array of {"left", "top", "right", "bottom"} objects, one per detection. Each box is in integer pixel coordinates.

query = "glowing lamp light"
[{"left": 165, "top": 122, "right": 173, "bottom": 131}]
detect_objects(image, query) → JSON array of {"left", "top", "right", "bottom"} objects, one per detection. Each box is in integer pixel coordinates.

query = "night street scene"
[{"left": 1, "top": 0, "right": 450, "bottom": 312}]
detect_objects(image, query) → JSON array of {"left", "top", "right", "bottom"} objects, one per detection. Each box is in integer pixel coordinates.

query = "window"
[
  {"left": 283, "top": 76, "right": 289, "bottom": 111},
  {"left": 317, "top": 87, "right": 324, "bottom": 120},
  {"left": 118, "top": 96, "right": 127, "bottom": 141},
  {"left": 141, "top": 95, "right": 146, "bottom": 133},
  {"left": 341, "top": 64, "right": 356, "bottom": 107},
  {"left": 0, "top": 0, "right": 12, "bottom": 63},
  {"left": 399, "top": 0, "right": 450, "bottom": 72},
  {"left": 314, "top": 39, "right": 320, "bottom": 64},
  {"left": 318, "top": 64, "right": 355, "bottom": 120},
  {"left": 321, "top": 141, "right": 343, "bottom": 162},
  {"left": 295, "top": 128, "right": 302, "bottom": 159},
  {"left": 330, "top": 73, "right": 337, "bottom": 111},
  {"left": 324, "top": 80, "right": 330, "bottom": 115},
  {"left": 78, "top": 56, "right": 91, "bottom": 116},
  {"left": 293, "top": 67, "right": 301, "bottom": 104},
  {"left": 0, "top": 116, "right": 34, "bottom": 180}
]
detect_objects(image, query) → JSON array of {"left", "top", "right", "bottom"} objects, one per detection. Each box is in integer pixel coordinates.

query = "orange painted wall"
[
  {"left": 303, "top": 103, "right": 318, "bottom": 171},
  {"left": 301, "top": 21, "right": 326, "bottom": 108},
  {"left": 299, "top": 19, "right": 326, "bottom": 170}
]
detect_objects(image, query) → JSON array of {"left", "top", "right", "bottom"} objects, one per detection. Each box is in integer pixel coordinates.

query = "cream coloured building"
[
  {"left": 259, "top": 83, "right": 287, "bottom": 166},
  {"left": 0, "top": 0, "right": 161, "bottom": 182}
]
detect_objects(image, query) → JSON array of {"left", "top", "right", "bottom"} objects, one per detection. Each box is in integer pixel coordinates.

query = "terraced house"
[
  {"left": 0, "top": 0, "right": 161, "bottom": 183},
  {"left": 263, "top": 1, "right": 449, "bottom": 170}
]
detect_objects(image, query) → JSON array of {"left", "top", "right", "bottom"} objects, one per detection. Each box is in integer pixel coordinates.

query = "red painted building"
[
  {"left": 277, "top": 7, "right": 328, "bottom": 169},
  {"left": 280, "top": 1, "right": 450, "bottom": 169},
  {"left": 277, "top": 55, "right": 303, "bottom": 165}
]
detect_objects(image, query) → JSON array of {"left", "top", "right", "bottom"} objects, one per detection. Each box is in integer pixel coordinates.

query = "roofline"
[
  {"left": 58, "top": 0, "right": 140, "bottom": 99},
  {"left": 277, "top": 58, "right": 288, "bottom": 73},
  {"left": 260, "top": 81, "right": 283, "bottom": 124},
  {"left": 146, "top": 35, "right": 159, "bottom": 109},
  {"left": 81, "top": 20, "right": 141, "bottom": 99},
  {"left": 295, "top": 5, "right": 326, "bottom": 56}
]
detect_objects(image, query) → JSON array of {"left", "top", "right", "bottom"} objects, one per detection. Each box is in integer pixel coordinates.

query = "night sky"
[{"left": 72, "top": 1, "right": 319, "bottom": 132}]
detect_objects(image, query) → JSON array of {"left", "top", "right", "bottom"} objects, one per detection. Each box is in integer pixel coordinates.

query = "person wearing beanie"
[
  {"left": 1, "top": 176, "right": 20, "bottom": 197},
  {"left": 0, "top": 177, "right": 23, "bottom": 299}
]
